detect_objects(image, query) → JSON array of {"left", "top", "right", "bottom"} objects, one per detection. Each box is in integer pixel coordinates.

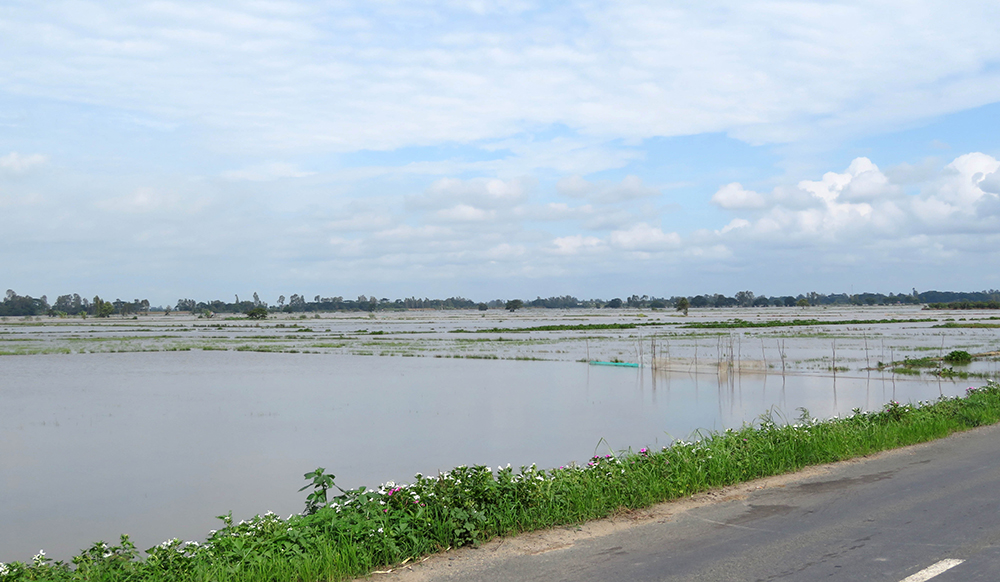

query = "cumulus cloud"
[
  {"left": 718, "top": 218, "right": 750, "bottom": 234},
  {"left": 711, "top": 183, "right": 766, "bottom": 209},
  {"left": 796, "top": 158, "right": 898, "bottom": 204},
  {"left": 884, "top": 158, "right": 941, "bottom": 185},
  {"left": 713, "top": 153, "right": 1000, "bottom": 248},
  {"left": 935, "top": 152, "right": 1000, "bottom": 207},
  {"left": 980, "top": 171, "right": 1000, "bottom": 195}
]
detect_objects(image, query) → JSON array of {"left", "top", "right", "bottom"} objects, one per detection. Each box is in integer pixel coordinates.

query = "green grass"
[{"left": 7, "top": 383, "right": 1000, "bottom": 582}]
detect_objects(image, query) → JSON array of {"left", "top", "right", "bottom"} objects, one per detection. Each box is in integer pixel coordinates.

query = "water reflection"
[{"left": 0, "top": 351, "right": 975, "bottom": 561}]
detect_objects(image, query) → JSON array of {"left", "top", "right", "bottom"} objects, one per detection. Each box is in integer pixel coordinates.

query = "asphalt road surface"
[{"left": 384, "top": 423, "right": 1000, "bottom": 582}]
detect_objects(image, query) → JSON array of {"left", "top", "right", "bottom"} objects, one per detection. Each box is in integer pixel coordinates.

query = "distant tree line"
[
  {"left": 172, "top": 294, "right": 485, "bottom": 315},
  {"left": 0, "top": 290, "right": 152, "bottom": 318},
  {"left": 4, "top": 288, "right": 1000, "bottom": 318}
]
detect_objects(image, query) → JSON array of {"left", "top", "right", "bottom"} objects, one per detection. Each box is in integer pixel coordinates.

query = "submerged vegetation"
[
  {"left": 926, "top": 301, "right": 1000, "bottom": 310},
  {"left": 933, "top": 321, "right": 1000, "bottom": 329},
  {"left": 450, "top": 322, "right": 647, "bottom": 333},
  {"left": 6, "top": 382, "right": 1000, "bottom": 582},
  {"left": 681, "top": 317, "right": 935, "bottom": 329}
]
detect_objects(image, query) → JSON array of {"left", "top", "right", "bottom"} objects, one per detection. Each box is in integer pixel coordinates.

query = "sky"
[{"left": 2, "top": 1, "right": 1000, "bottom": 305}]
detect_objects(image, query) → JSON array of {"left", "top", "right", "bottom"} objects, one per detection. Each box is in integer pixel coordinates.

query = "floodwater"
[{"left": 0, "top": 340, "right": 981, "bottom": 562}]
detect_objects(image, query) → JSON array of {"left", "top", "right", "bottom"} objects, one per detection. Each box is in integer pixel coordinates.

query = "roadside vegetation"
[{"left": 6, "top": 382, "right": 1000, "bottom": 582}]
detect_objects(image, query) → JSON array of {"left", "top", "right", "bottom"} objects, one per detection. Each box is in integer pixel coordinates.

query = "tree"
[
  {"left": 735, "top": 290, "right": 755, "bottom": 307},
  {"left": 606, "top": 298, "right": 623, "bottom": 308},
  {"left": 245, "top": 306, "right": 268, "bottom": 320},
  {"left": 676, "top": 297, "right": 689, "bottom": 316},
  {"left": 477, "top": 303, "right": 488, "bottom": 311},
  {"left": 796, "top": 298, "right": 810, "bottom": 308},
  {"left": 92, "top": 296, "right": 114, "bottom": 318},
  {"left": 505, "top": 299, "right": 524, "bottom": 312}
]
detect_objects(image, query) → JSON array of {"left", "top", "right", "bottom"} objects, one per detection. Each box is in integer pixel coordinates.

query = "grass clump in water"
[
  {"left": 7, "top": 382, "right": 1000, "bottom": 582},
  {"left": 451, "top": 323, "right": 641, "bottom": 333},
  {"left": 943, "top": 350, "right": 973, "bottom": 364}
]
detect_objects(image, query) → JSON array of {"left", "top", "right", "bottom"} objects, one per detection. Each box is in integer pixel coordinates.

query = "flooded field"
[{"left": 2, "top": 306, "right": 999, "bottom": 561}]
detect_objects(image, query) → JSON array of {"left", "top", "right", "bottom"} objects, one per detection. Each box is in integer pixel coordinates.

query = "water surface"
[{"left": 0, "top": 349, "right": 971, "bottom": 562}]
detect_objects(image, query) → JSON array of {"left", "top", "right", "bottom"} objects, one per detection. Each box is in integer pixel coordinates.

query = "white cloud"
[
  {"left": 6, "top": 1, "right": 996, "bottom": 162},
  {"left": 0, "top": 192, "right": 44, "bottom": 208},
  {"left": 718, "top": 218, "right": 750, "bottom": 234},
  {"left": 94, "top": 187, "right": 206, "bottom": 214},
  {"left": 551, "top": 234, "right": 604, "bottom": 255},
  {"left": 711, "top": 183, "right": 766, "bottom": 209},
  {"left": 884, "top": 158, "right": 942, "bottom": 185},
  {"left": 484, "top": 242, "right": 526, "bottom": 260},
  {"left": 0, "top": 152, "right": 47, "bottom": 174},
  {"left": 221, "top": 162, "right": 316, "bottom": 181},
  {"left": 435, "top": 204, "right": 495, "bottom": 222},
  {"left": 513, "top": 202, "right": 595, "bottom": 222},
  {"left": 935, "top": 152, "right": 1000, "bottom": 207},
  {"left": 980, "top": 171, "right": 1000, "bottom": 195},
  {"left": 798, "top": 158, "right": 902, "bottom": 213},
  {"left": 7, "top": 1, "right": 1000, "bottom": 299},
  {"left": 714, "top": 153, "right": 1000, "bottom": 249},
  {"left": 373, "top": 224, "right": 454, "bottom": 241},
  {"left": 325, "top": 213, "right": 394, "bottom": 232},
  {"left": 328, "top": 236, "right": 364, "bottom": 257},
  {"left": 408, "top": 177, "right": 530, "bottom": 211},
  {"left": 557, "top": 174, "right": 661, "bottom": 204},
  {"left": 608, "top": 223, "right": 681, "bottom": 251}
]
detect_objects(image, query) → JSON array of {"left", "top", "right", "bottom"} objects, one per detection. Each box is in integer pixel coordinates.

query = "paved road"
[{"left": 388, "top": 423, "right": 1000, "bottom": 581}]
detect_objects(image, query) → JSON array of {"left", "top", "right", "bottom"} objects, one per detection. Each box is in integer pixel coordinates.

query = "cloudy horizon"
[{"left": 3, "top": 1, "right": 1000, "bottom": 306}]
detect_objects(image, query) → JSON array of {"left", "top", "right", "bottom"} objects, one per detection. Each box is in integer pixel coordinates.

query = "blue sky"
[{"left": 3, "top": 1, "right": 1000, "bottom": 305}]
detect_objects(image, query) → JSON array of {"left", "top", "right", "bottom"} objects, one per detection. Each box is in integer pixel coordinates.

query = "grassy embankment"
[{"left": 6, "top": 383, "right": 1000, "bottom": 582}]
